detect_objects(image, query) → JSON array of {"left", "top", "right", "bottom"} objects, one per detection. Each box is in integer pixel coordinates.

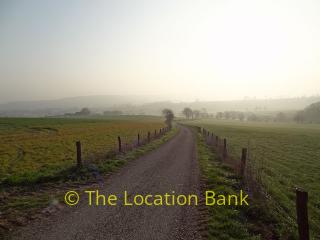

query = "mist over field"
[
  {"left": 1, "top": 0, "right": 320, "bottom": 109},
  {"left": 0, "top": 95, "right": 320, "bottom": 117}
]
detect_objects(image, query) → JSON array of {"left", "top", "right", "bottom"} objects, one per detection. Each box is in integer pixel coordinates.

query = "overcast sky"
[{"left": 1, "top": 0, "right": 320, "bottom": 103}]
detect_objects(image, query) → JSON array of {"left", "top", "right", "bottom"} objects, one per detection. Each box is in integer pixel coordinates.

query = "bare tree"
[
  {"left": 162, "top": 109, "right": 174, "bottom": 129},
  {"left": 193, "top": 110, "right": 200, "bottom": 119},
  {"left": 182, "top": 107, "right": 193, "bottom": 119}
]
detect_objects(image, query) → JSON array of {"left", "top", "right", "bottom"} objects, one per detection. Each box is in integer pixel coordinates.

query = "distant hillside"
[
  {"left": 0, "top": 95, "right": 319, "bottom": 117},
  {"left": 119, "top": 96, "right": 320, "bottom": 116},
  {"left": 0, "top": 95, "right": 156, "bottom": 117}
]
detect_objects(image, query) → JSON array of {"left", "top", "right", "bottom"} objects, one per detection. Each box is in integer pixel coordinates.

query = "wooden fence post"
[
  {"left": 76, "top": 141, "right": 82, "bottom": 167},
  {"left": 223, "top": 138, "right": 227, "bottom": 159},
  {"left": 148, "top": 132, "right": 151, "bottom": 142},
  {"left": 118, "top": 136, "right": 122, "bottom": 152},
  {"left": 296, "top": 189, "right": 309, "bottom": 240},
  {"left": 215, "top": 136, "right": 219, "bottom": 147},
  {"left": 154, "top": 129, "right": 157, "bottom": 137},
  {"left": 240, "top": 148, "right": 247, "bottom": 176},
  {"left": 137, "top": 134, "right": 140, "bottom": 146}
]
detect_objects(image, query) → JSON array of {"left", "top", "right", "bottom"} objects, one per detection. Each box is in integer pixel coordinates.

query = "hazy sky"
[{"left": 1, "top": 0, "right": 320, "bottom": 103}]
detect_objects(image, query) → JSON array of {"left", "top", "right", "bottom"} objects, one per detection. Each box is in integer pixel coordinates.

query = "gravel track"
[{"left": 12, "top": 126, "right": 203, "bottom": 240}]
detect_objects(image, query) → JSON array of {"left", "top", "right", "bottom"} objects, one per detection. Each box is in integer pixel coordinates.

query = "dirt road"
[{"left": 12, "top": 126, "right": 203, "bottom": 240}]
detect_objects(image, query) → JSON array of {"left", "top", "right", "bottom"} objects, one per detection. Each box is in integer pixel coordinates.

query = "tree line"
[
  {"left": 294, "top": 101, "right": 320, "bottom": 123},
  {"left": 181, "top": 101, "right": 320, "bottom": 124},
  {"left": 63, "top": 101, "right": 320, "bottom": 124},
  {"left": 182, "top": 107, "right": 210, "bottom": 119}
]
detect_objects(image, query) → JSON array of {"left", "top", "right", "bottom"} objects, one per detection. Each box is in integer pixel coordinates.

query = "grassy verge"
[
  {"left": 0, "top": 127, "right": 178, "bottom": 236},
  {"left": 195, "top": 127, "right": 280, "bottom": 240},
  {"left": 184, "top": 119, "right": 320, "bottom": 238}
]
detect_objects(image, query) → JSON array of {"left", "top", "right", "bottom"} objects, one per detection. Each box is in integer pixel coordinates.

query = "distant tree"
[
  {"left": 275, "top": 112, "right": 287, "bottom": 122},
  {"left": 193, "top": 110, "right": 200, "bottom": 119},
  {"left": 80, "top": 108, "right": 91, "bottom": 115},
  {"left": 247, "top": 113, "right": 258, "bottom": 121},
  {"left": 74, "top": 107, "right": 91, "bottom": 116},
  {"left": 293, "top": 102, "right": 320, "bottom": 123},
  {"left": 224, "top": 111, "right": 231, "bottom": 119},
  {"left": 230, "top": 111, "right": 237, "bottom": 120},
  {"left": 294, "top": 110, "right": 305, "bottom": 123},
  {"left": 200, "top": 108, "right": 209, "bottom": 118},
  {"left": 182, "top": 107, "right": 193, "bottom": 119},
  {"left": 162, "top": 109, "right": 174, "bottom": 129},
  {"left": 216, "top": 112, "right": 223, "bottom": 119},
  {"left": 199, "top": 108, "right": 206, "bottom": 118},
  {"left": 238, "top": 112, "right": 245, "bottom": 121}
]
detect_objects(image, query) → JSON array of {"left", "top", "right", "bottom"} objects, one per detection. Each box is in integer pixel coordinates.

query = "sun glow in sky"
[{"left": 1, "top": 0, "right": 320, "bottom": 103}]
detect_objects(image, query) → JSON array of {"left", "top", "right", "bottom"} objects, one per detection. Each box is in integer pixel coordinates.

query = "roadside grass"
[
  {"left": 0, "top": 116, "right": 165, "bottom": 186},
  {"left": 0, "top": 127, "right": 178, "bottom": 236},
  {"left": 196, "top": 131, "right": 261, "bottom": 240},
  {"left": 187, "top": 119, "right": 320, "bottom": 239}
]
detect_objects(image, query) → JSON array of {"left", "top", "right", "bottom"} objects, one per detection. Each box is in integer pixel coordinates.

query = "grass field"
[
  {"left": 0, "top": 116, "right": 165, "bottom": 186},
  {"left": 184, "top": 119, "right": 320, "bottom": 239}
]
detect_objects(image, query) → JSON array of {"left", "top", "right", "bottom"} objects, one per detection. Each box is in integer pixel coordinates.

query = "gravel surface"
[{"left": 11, "top": 126, "right": 203, "bottom": 240}]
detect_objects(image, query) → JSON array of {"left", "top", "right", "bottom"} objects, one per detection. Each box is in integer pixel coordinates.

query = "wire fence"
[
  {"left": 197, "top": 126, "right": 311, "bottom": 240},
  {"left": 75, "top": 127, "right": 170, "bottom": 167}
]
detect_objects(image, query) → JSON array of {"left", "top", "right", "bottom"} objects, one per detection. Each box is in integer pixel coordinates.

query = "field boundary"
[
  {"left": 193, "top": 125, "right": 312, "bottom": 240},
  {"left": 75, "top": 126, "right": 170, "bottom": 167}
]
